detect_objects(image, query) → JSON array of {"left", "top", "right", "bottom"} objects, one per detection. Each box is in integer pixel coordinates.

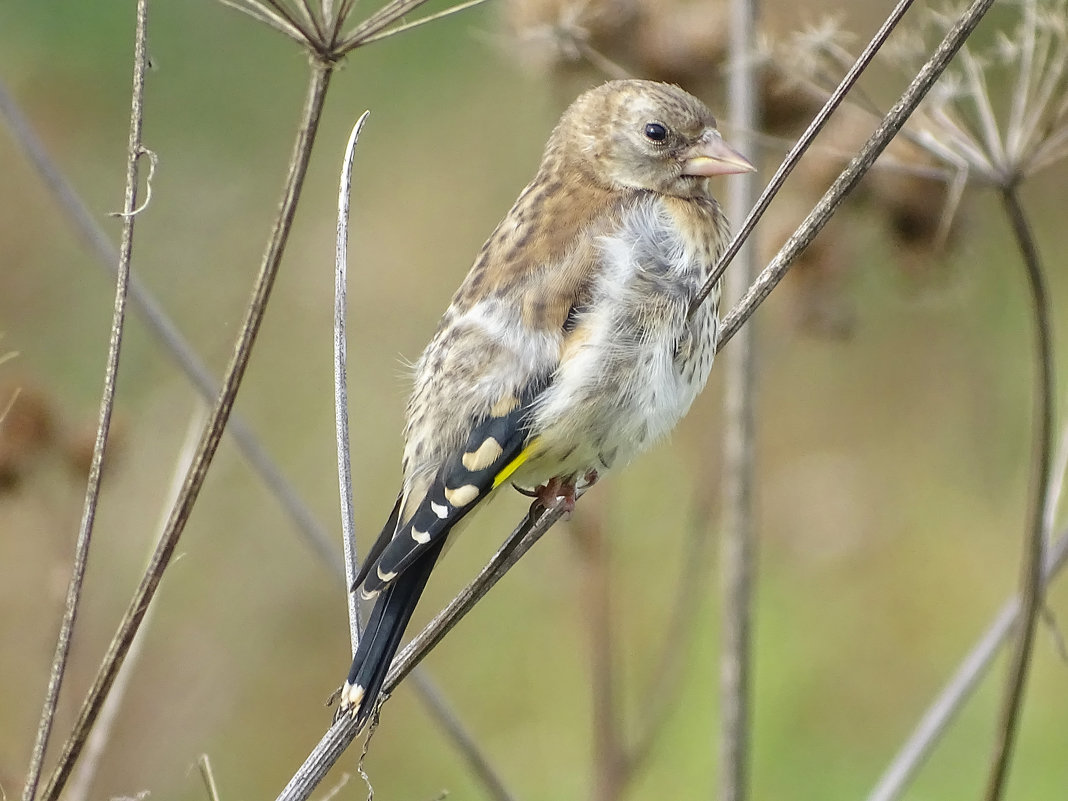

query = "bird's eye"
[{"left": 644, "top": 122, "right": 668, "bottom": 142}]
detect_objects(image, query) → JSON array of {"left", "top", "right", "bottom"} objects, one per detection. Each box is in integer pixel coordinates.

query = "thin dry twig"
[
  {"left": 22, "top": 4, "right": 150, "bottom": 798},
  {"left": 340, "top": 0, "right": 445, "bottom": 51},
  {"left": 215, "top": 0, "right": 305, "bottom": 43},
  {"left": 351, "top": 0, "right": 494, "bottom": 47},
  {"left": 335, "top": 111, "right": 372, "bottom": 654},
  {"left": 717, "top": 0, "right": 998, "bottom": 347},
  {"left": 983, "top": 185, "right": 1053, "bottom": 801},
  {"left": 719, "top": 0, "right": 760, "bottom": 798},
  {"left": 38, "top": 59, "right": 336, "bottom": 801}
]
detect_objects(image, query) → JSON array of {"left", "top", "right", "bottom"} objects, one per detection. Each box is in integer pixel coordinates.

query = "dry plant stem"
[
  {"left": 718, "top": 0, "right": 996, "bottom": 348},
  {"left": 65, "top": 408, "right": 207, "bottom": 801},
  {"left": 866, "top": 526, "right": 1068, "bottom": 801},
  {"left": 37, "top": 60, "right": 335, "bottom": 801},
  {"left": 409, "top": 672, "right": 519, "bottom": 801},
  {"left": 0, "top": 78, "right": 342, "bottom": 574},
  {"left": 21, "top": 4, "right": 149, "bottom": 799},
  {"left": 720, "top": 0, "right": 760, "bottom": 798},
  {"left": 335, "top": 112, "right": 371, "bottom": 654},
  {"left": 983, "top": 186, "right": 1053, "bottom": 801},
  {"left": 277, "top": 502, "right": 565, "bottom": 801},
  {"left": 688, "top": 0, "right": 915, "bottom": 318}
]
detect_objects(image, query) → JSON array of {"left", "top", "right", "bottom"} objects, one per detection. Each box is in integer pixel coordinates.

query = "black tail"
[{"left": 343, "top": 539, "right": 445, "bottom": 727}]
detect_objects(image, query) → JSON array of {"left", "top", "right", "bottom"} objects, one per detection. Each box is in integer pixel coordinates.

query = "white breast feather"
[{"left": 522, "top": 197, "right": 717, "bottom": 484}]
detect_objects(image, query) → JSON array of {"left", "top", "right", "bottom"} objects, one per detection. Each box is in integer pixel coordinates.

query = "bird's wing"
[{"left": 356, "top": 383, "right": 544, "bottom": 599}]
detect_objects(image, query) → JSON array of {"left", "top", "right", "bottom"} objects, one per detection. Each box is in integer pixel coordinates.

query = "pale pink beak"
[{"left": 680, "top": 131, "right": 755, "bottom": 177}]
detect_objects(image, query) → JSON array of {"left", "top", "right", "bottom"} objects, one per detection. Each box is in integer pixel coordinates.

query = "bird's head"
[{"left": 554, "top": 79, "right": 755, "bottom": 198}]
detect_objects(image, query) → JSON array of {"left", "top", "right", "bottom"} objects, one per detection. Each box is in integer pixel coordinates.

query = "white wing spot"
[
  {"left": 376, "top": 565, "right": 398, "bottom": 582},
  {"left": 411, "top": 527, "right": 431, "bottom": 544},
  {"left": 490, "top": 395, "right": 519, "bottom": 417},
  {"left": 444, "top": 484, "right": 480, "bottom": 507},
  {"left": 430, "top": 501, "right": 449, "bottom": 519},
  {"left": 462, "top": 437, "right": 504, "bottom": 471}
]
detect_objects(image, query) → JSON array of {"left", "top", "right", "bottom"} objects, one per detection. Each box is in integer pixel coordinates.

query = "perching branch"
[{"left": 22, "top": 3, "right": 150, "bottom": 798}]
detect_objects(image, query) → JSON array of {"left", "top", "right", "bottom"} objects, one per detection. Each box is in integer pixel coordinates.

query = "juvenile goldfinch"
[{"left": 341, "top": 79, "right": 753, "bottom": 722}]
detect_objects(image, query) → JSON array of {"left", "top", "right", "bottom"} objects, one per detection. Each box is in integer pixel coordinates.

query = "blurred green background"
[{"left": 1, "top": 1, "right": 1066, "bottom": 800}]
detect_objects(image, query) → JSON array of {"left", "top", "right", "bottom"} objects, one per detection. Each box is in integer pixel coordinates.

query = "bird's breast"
[{"left": 518, "top": 195, "right": 723, "bottom": 486}]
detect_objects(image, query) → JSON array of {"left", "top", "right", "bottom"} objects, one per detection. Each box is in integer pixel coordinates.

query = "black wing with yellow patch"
[{"left": 356, "top": 392, "right": 539, "bottom": 599}]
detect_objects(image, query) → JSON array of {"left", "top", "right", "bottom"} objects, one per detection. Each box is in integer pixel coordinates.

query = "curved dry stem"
[
  {"left": 688, "top": 0, "right": 917, "bottom": 318},
  {"left": 37, "top": 60, "right": 335, "bottom": 801},
  {"left": 718, "top": 0, "right": 997, "bottom": 348},
  {"left": 983, "top": 186, "right": 1053, "bottom": 801},
  {"left": 335, "top": 111, "right": 371, "bottom": 654},
  {"left": 22, "top": 3, "right": 149, "bottom": 798}
]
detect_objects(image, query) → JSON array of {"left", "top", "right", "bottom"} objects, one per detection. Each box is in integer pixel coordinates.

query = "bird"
[{"left": 340, "top": 79, "right": 754, "bottom": 725}]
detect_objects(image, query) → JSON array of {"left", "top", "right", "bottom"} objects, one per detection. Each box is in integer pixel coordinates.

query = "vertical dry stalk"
[
  {"left": 983, "top": 185, "right": 1053, "bottom": 801},
  {"left": 335, "top": 112, "right": 372, "bottom": 654},
  {"left": 22, "top": 3, "right": 150, "bottom": 798},
  {"left": 719, "top": 0, "right": 760, "bottom": 798},
  {"left": 37, "top": 59, "right": 335, "bottom": 801}
]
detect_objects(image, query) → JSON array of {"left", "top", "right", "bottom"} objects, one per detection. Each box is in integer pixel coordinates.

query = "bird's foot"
[{"left": 516, "top": 472, "right": 598, "bottom": 519}]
